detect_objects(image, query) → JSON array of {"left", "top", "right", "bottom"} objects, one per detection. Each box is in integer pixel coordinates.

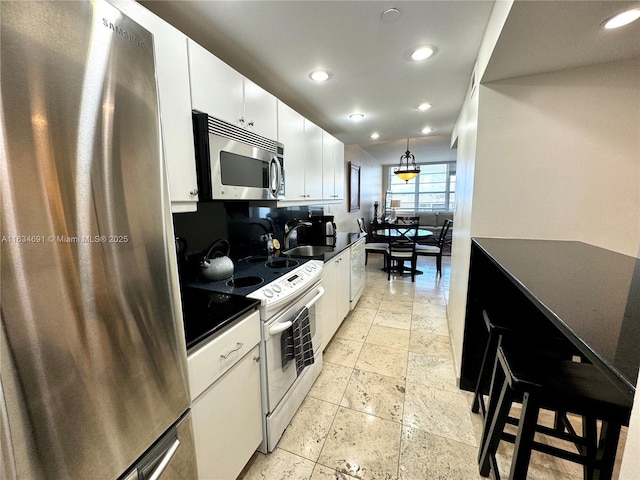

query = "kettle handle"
[
  {"left": 204, "top": 239, "right": 231, "bottom": 261},
  {"left": 175, "top": 236, "right": 188, "bottom": 255}
]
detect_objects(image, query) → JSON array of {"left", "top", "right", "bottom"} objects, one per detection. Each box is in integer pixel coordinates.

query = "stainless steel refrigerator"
[{"left": 0, "top": 1, "right": 197, "bottom": 478}]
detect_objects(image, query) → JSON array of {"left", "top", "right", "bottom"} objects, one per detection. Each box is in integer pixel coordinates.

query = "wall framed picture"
[{"left": 349, "top": 163, "right": 361, "bottom": 212}]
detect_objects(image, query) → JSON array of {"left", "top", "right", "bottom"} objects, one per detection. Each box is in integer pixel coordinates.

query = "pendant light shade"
[{"left": 394, "top": 138, "right": 420, "bottom": 183}]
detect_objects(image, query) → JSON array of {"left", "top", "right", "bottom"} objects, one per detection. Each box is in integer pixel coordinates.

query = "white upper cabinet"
[
  {"left": 322, "top": 132, "right": 345, "bottom": 201},
  {"left": 243, "top": 79, "right": 278, "bottom": 140},
  {"left": 188, "top": 40, "right": 277, "bottom": 140},
  {"left": 304, "top": 119, "right": 323, "bottom": 200},
  {"left": 188, "top": 39, "right": 243, "bottom": 124},
  {"left": 333, "top": 137, "right": 345, "bottom": 200},
  {"left": 111, "top": 0, "right": 198, "bottom": 213},
  {"left": 278, "top": 101, "right": 325, "bottom": 201},
  {"left": 278, "top": 102, "right": 305, "bottom": 200}
]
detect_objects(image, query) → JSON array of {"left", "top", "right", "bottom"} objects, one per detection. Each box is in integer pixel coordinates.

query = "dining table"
[
  {"left": 371, "top": 223, "right": 433, "bottom": 242},
  {"left": 370, "top": 223, "right": 434, "bottom": 276},
  {"left": 461, "top": 237, "right": 640, "bottom": 401}
]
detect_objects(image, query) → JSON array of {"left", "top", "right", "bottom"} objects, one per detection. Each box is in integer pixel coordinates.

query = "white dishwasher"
[
  {"left": 350, "top": 237, "right": 366, "bottom": 309},
  {"left": 187, "top": 307, "right": 262, "bottom": 480}
]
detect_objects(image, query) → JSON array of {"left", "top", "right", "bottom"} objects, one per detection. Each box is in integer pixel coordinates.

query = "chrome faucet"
[{"left": 283, "top": 220, "right": 312, "bottom": 250}]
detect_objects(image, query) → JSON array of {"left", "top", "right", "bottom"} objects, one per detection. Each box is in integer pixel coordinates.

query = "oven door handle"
[
  {"left": 304, "top": 286, "right": 325, "bottom": 310},
  {"left": 269, "top": 321, "right": 293, "bottom": 335},
  {"left": 267, "top": 286, "right": 324, "bottom": 336}
]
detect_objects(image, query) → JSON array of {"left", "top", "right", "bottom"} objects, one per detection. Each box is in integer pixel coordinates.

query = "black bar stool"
[
  {"left": 472, "top": 309, "right": 514, "bottom": 416},
  {"left": 471, "top": 309, "right": 575, "bottom": 418},
  {"left": 478, "top": 340, "right": 631, "bottom": 480}
]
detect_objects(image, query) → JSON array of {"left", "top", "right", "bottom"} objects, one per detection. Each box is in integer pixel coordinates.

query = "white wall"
[
  {"left": 325, "top": 145, "right": 383, "bottom": 235},
  {"left": 472, "top": 59, "right": 640, "bottom": 256},
  {"left": 447, "top": 86, "right": 479, "bottom": 375},
  {"left": 448, "top": 0, "right": 513, "bottom": 376}
]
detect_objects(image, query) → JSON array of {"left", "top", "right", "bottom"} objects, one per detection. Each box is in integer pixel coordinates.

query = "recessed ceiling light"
[
  {"left": 349, "top": 113, "right": 365, "bottom": 121},
  {"left": 603, "top": 8, "right": 640, "bottom": 29},
  {"left": 420, "top": 127, "right": 433, "bottom": 134},
  {"left": 309, "top": 70, "right": 331, "bottom": 82},
  {"left": 418, "top": 103, "right": 432, "bottom": 111},
  {"left": 411, "top": 46, "right": 434, "bottom": 61},
  {"left": 370, "top": 132, "right": 380, "bottom": 140}
]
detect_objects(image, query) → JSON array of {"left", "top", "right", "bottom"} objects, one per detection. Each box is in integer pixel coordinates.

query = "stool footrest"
[
  {"left": 501, "top": 432, "right": 590, "bottom": 465},
  {"left": 503, "top": 416, "right": 589, "bottom": 447}
]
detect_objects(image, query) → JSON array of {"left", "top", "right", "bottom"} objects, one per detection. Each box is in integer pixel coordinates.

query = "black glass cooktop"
[
  {"left": 181, "top": 287, "right": 259, "bottom": 350},
  {"left": 187, "top": 255, "right": 309, "bottom": 297}
]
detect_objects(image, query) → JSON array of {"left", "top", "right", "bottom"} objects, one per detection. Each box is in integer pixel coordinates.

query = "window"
[{"left": 386, "top": 162, "right": 455, "bottom": 212}]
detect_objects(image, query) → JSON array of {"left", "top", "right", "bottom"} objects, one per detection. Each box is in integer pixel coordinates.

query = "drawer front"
[{"left": 187, "top": 309, "right": 260, "bottom": 401}]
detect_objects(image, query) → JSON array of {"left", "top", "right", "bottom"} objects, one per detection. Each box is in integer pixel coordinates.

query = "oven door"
[{"left": 262, "top": 282, "right": 323, "bottom": 414}]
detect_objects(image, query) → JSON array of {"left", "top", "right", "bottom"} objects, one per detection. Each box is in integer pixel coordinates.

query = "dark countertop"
[
  {"left": 471, "top": 237, "right": 640, "bottom": 398},
  {"left": 181, "top": 288, "right": 260, "bottom": 351},
  {"left": 281, "top": 232, "right": 367, "bottom": 262}
]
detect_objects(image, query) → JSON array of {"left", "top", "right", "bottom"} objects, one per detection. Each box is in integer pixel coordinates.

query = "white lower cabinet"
[
  {"left": 188, "top": 310, "right": 262, "bottom": 480},
  {"left": 320, "top": 250, "right": 351, "bottom": 350},
  {"left": 350, "top": 237, "right": 366, "bottom": 309}
]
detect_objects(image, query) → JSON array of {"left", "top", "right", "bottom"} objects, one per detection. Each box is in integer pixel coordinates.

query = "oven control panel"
[{"left": 248, "top": 260, "right": 322, "bottom": 306}]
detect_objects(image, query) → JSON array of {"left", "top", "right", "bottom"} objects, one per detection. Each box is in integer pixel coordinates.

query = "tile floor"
[{"left": 238, "top": 255, "right": 626, "bottom": 480}]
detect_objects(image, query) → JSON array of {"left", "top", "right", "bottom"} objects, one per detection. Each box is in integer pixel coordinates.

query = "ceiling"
[
  {"left": 140, "top": 0, "right": 640, "bottom": 166},
  {"left": 484, "top": 1, "right": 640, "bottom": 82},
  {"left": 139, "top": 0, "right": 494, "bottom": 165}
]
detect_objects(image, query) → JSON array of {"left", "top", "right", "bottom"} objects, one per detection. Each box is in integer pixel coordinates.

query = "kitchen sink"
[{"left": 281, "top": 245, "right": 335, "bottom": 258}]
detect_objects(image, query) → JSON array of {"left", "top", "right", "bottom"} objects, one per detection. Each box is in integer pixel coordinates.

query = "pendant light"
[{"left": 394, "top": 138, "right": 420, "bottom": 183}]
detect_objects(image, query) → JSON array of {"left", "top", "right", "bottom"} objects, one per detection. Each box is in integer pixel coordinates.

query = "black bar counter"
[{"left": 460, "top": 238, "right": 640, "bottom": 400}]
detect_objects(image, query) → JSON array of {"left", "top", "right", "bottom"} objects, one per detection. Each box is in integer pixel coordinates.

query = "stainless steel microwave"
[{"left": 193, "top": 111, "right": 285, "bottom": 201}]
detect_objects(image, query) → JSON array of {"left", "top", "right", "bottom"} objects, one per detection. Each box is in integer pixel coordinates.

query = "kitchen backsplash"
[{"left": 172, "top": 202, "right": 325, "bottom": 264}]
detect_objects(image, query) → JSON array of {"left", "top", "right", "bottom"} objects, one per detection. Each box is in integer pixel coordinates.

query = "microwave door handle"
[{"left": 269, "top": 155, "right": 281, "bottom": 198}]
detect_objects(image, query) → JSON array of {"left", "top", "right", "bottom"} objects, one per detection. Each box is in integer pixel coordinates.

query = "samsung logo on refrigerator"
[{"left": 102, "top": 19, "right": 145, "bottom": 49}]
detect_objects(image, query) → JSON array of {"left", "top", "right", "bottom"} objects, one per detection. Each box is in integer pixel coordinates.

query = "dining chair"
[
  {"left": 357, "top": 218, "right": 388, "bottom": 267},
  {"left": 416, "top": 218, "right": 452, "bottom": 277},
  {"left": 386, "top": 222, "right": 418, "bottom": 282}
]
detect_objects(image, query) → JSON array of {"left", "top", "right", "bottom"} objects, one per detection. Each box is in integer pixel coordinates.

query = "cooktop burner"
[
  {"left": 225, "top": 276, "right": 264, "bottom": 288},
  {"left": 266, "top": 259, "right": 299, "bottom": 269},
  {"left": 246, "top": 256, "right": 268, "bottom": 263}
]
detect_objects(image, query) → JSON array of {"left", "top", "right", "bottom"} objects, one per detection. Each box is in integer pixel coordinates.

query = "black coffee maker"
[{"left": 307, "top": 215, "right": 336, "bottom": 245}]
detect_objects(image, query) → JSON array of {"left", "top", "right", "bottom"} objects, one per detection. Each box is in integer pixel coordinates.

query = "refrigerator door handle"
[{"left": 148, "top": 438, "right": 180, "bottom": 480}]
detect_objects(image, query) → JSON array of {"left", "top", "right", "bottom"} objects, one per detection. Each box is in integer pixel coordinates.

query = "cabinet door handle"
[
  {"left": 220, "top": 342, "right": 243, "bottom": 359},
  {"left": 189, "top": 189, "right": 198, "bottom": 196}
]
